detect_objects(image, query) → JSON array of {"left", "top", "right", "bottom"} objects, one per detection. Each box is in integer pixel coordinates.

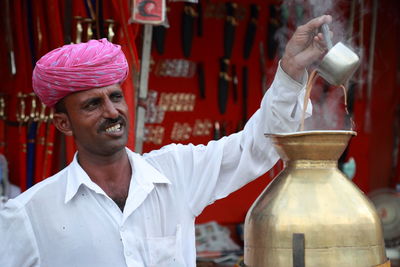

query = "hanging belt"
[
  {"left": 17, "top": 93, "right": 28, "bottom": 191},
  {"left": 34, "top": 103, "right": 46, "bottom": 183},
  {"left": 43, "top": 111, "right": 56, "bottom": 179}
]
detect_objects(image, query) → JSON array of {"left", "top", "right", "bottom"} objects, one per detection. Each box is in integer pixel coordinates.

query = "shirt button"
[
  {"left": 126, "top": 251, "right": 132, "bottom": 256},
  {"left": 120, "top": 226, "right": 125, "bottom": 232}
]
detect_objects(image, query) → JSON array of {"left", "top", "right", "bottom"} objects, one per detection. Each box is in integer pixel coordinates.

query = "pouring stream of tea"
[{"left": 300, "top": 69, "right": 353, "bottom": 131}]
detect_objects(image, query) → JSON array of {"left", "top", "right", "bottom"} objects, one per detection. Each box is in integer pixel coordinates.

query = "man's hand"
[{"left": 281, "top": 15, "right": 332, "bottom": 82}]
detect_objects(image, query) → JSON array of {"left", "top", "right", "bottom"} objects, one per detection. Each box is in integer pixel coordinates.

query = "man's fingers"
[
  {"left": 314, "top": 38, "right": 328, "bottom": 53},
  {"left": 315, "top": 31, "right": 333, "bottom": 49}
]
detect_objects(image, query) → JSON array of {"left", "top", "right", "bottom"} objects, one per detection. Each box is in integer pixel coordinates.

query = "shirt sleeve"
[
  {"left": 157, "top": 64, "right": 310, "bottom": 216},
  {"left": 0, "top": 200, "right": 40, "bottom": 267}
]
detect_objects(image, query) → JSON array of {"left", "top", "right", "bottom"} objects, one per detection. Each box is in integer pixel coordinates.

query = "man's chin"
[
  {"left": 99, "top": 144, "right": 127, "bottom": 157},
  {"left": 95, "top": 137, "right": 128, "bottom": 156}
]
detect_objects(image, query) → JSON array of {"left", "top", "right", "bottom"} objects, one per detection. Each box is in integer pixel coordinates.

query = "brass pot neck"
[
  {"left": 286, "top": 160, "right": 338, "bottom": 169},
  {"left": 266, "top": 131, "right": 356, "bottom": 162}
]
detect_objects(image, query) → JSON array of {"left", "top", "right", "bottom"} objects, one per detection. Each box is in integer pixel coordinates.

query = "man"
[{"left": 0, "top": 15, "right": 331, "bottom": 266}]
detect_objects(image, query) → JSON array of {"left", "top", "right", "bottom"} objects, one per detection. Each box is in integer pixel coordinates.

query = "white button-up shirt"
[{"left": 0, "top": 66, "right": 309, "bottom": 267}]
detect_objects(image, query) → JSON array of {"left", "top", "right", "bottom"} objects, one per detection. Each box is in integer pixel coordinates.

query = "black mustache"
[{"left": 98, "top": 116, "right": 125, "bottom": 132}]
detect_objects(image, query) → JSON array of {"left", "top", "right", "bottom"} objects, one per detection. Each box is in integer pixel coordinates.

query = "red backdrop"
[{"left": 142, "top": 0, "right": 400, "bottom": 224}]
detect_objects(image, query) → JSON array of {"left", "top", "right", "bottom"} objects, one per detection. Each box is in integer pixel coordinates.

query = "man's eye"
[
  {"left": 111, "top": 94, "right": 123, "bottom": 101},
  {"left": 84, "top": 100, "right": 100, "bottom": 109}
]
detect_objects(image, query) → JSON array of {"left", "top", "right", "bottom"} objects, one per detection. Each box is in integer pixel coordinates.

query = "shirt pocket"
[{"left": 145, "top": 224, "right": 185, "bottom": 267}]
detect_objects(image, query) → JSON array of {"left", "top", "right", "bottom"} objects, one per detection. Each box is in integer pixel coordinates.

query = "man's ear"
[{"left": 53, "top": 113, "right": 73, "bottom": 136}]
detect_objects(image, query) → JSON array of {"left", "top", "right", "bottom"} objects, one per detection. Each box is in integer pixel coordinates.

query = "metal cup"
[{"left": 317, "top": 41, "right": 360, "bottom": 86}]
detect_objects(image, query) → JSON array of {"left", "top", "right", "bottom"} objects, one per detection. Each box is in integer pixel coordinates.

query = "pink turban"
[{"left": 32, "top": 38, "right": 129, "bottom": 107}]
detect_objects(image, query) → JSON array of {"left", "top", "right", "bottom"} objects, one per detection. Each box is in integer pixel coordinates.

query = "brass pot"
[{"left": 244, "top": 131, "right": 389, "bottom": 267}]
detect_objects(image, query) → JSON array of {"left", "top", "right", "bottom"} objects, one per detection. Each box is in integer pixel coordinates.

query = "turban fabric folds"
[{"left": 32, "top": 38, "right": 129, "bottom": 107}]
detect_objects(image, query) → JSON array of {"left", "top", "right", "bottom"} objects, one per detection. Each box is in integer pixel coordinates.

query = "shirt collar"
[
  {"left": 64, "top": 148, "right": 171, "bottom": 204},
  {"left": 128, "top": 149, "right": 172, "bottom": 186}
]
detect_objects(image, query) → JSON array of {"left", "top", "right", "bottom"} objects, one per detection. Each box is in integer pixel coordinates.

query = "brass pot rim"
[{"left": 264, "top": 130, "right": 357, "bottom": 138}]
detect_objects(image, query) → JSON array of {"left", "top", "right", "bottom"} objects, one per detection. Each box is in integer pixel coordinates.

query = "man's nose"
[{"left": 103, "top": 99, "right": 119, "bottom": 118}]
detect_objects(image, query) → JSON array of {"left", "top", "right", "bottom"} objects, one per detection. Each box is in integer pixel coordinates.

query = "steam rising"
[
  {"left": 276, "top": 0, "right": 366, "bottom": 131},
  {"left": 305, "top": 85, "right": 353, "bottom": 131},
  {"left": 308, "top": 0, "right": 333, "bottom": 16}
]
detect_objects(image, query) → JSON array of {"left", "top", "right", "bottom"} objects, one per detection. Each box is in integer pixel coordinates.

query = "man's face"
[{"left": 57, "top": 84, "right": 130, "bottom": 157}]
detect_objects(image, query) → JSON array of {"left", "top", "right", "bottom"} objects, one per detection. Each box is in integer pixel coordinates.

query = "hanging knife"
[
  {"left": 223, "top": 2, "right": 238, "bottom": 59},
  {"left": 197, "top": 62, "right": 206, "bottom": 99},
  {"left": 243, "top": 4, "right": 259, "bottom": 60},
  {"left": 231, "top": 64, "right": 238, "bottom": 103},
  {"left": 153, "top": 25, "right": 167, "bottom": 54},
  {"left": 196, "top": 1, "right": 203, "bottom": 37},
  {"left": 182, "top": 3, "right": 197, "bottom": 58},
  {"left": 218, "top": 58, "right": 230, "bottom": 114},
  {"left": 152, "top": 7, "right": 169, "bottom": 54},
  {"left": 26, "top": 0, "right": 36, "bottom": 65},
  {"left": 4, "top": 0, "right": 16, "bottom": 75},
  {"left": 266, "top": 4, "right": 280, "bottom": 60}
]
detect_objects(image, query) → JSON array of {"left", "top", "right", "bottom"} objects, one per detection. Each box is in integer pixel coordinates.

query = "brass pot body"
[{"left": 244, "top": 131, "right": 388, "bottom": 267}]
